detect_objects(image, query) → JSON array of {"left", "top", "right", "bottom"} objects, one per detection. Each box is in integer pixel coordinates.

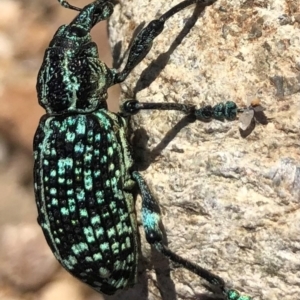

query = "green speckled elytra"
[{"left": 34, "top": 0, "right": 253, "bottom": 299}]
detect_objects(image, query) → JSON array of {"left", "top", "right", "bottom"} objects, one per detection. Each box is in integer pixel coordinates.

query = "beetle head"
[{"left": 37, "top": 1, "right": 114, "bottom": 114}]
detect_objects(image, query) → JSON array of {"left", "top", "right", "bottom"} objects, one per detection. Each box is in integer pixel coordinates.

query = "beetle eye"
[{"left": 70, "top": 26, "right": 87, "bottom": 37}]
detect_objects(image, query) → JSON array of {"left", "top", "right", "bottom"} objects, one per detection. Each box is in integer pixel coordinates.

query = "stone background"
[
  {"left": 109, "top": 0, "right": 300, "bottom": 300},
  {"left": 0, "top": 1, "right": 116, "bottom": 300},
  {"left": 0, "top": 0, "right": 299, "bottom": 300}
]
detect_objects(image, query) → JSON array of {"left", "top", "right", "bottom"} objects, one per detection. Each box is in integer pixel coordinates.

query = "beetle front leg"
[{"left": 114, "top": 0, "right": 217, "bottom": 83}]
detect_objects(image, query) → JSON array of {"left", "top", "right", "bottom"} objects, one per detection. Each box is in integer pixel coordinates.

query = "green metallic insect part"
[{"left": 34, "top": 0, "right": 256, "bottom": 298}]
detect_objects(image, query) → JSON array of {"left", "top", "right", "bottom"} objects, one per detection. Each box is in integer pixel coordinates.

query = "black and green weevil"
[{"left": 34, "top": 0, "right": 253, "bottom": 299}]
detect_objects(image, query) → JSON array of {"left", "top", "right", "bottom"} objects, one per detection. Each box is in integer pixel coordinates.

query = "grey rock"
[{"left": 109, "top": 0, "right": 300, "bottom": 299}]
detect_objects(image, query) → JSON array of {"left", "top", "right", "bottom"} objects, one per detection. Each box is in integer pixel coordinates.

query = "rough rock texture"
[{"left": 109, "top": 1, "right": 300, "bottom": 299}]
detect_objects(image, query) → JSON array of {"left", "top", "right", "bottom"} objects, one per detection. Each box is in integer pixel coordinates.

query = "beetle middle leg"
[{"left": 131, "top": 172, "right": 229, "bottom": 294}]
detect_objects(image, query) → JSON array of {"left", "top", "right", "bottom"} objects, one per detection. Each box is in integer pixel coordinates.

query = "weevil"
[{"left": 34, "top": 0, "right": 254, "bottom": 299}]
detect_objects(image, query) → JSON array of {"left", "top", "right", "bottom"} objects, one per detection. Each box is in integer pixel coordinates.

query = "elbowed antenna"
[{"left": 58, "top": 0, "right": 81, "bottom": 11}]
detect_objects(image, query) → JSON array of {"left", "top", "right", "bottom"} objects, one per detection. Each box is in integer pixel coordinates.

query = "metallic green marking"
[
  {"left": 76, "top": 189, "right": 85, "bottom": 201},
  {"left": 79, "top": 208, "right": 88, "bottom": 218},
  {"left": 61, "top": 207, "right": 69, "bottom": 215},
  {"left": 50, "top": 169, "right": 56, "bottom": 177},
  {"left": 85, "top": 256, "right": 93, "bottom": 262},
  {"left": 65, "top": 255, "right": 78, "bottom": 269},
  {"left": 83, "top": 226, "right": 96, "bottom": 243},
  {"left": 84, "top": 169, "right": 93, "bottom": 190},
  {"left": 111, "top": 243, "right": 119, "bottom": 255},
  {"left": 91, "top": 215, "right": 101, "bottom": 225},
  {"left": 99, "top": 267, "right": 111, "bottom": 278},
  {"left": 74, "top": 142, "right": 84, "bottom": 154},
  {"left": 50, "top": 188, "right": 57, "bottom": 195},
  {"left": 108, "top": 147, "right": 113, "bottom": 156},
  {"left": 66, "top": 131, "right": 75, "bottom": 142},
  {"left": 68, "top": 198, "right": 76, "bottom": 212},
  {"left": 100, "top": 155, "right": 107, "bottom": 164},
  {"left": 71, "top": 242, "right": 89, "bottom": 255},
  {"left": 107, "top": 228, "right": 116, "bottom": 238},
  {"left": 100, "top": 242, "right": 109, "bottom": 252},
  {"left": 52, "top": 198, "right": 58, "bottom": 206},
  {"left": 58, "top": 177, "right": 65, "bottom": 184},
  {"left": 95, "top": 227, "right": 104, "bottom": 239},
  {"left": 93, "top": 253, "right": 102, "bottom": 261}
]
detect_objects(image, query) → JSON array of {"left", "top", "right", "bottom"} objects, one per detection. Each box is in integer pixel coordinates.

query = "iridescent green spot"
[
  {"left": 76, "top": 120, "right": 86, "bottom": 135},
  {"left": 83, "top": 226, "right": 95, "bottom": 243},
  {"left": 111, "top": 243, "right": 119, "bottom": 255},
  {"left": 52, "top": 198, "right": 58, "bottom": 206},
  {"left": 115, "top": 278, "right": 126, "bottom": 289},
  {"left": 58, "top": 158, "right": 73, "bottom": 175},
  {"left": 85, "top": 256, "right": 93, "bottom": 262},
  {"left": 107, "top": 228, "right": 116, "bottom": 238},
  {"left": 99, "top": 267, "right": 111, "bottom": 278},
  {"left": 76, "top": 189, "right": 85, "bottom": 201},
  {"left": 64, "top": 255, "right": 77, "bottom": 269},
  {"left": 91, "top": 215, "right": 100, "bottom": 225},
  {"left": 80, "top": 208, "right": 88, "bottom": 218},
  {"left": 95, "top": 133, "right": 101, "bottom": 141},
  {"left": 111, "top": 177, "right": 117, "bottom": 187},
  {"left": 95, "top": 190, "right": 103, "bottom": 198},
  {"left": 71, "top": 220, "right": 78, "bottom": 226},
  {"left": 84, "top": 153, "right": 92, "bottom": 163},
  {"left": 100, "top": 155, "right": 107, "bottom": 164},
  {"left": 43, "top": 159, "right": 49, "bottom": 166},
  {"left": 71, "top": 242, "right": 88, "bottom": 255},
  {"left": 84, "top": 170, "right": 93, "bottom": 190},
  {"left": 126, "top": 253, "right": 133, "bottom": 263},
  {"left": 66, "top": 131, "right": 75, "bottom": 142},
  {"left": 74, "top": 142, "right": 84, "bottom": 154},
  {"left": 68, "top": 198, "right": 76, "bottom": 212},
  {"left": 55, "top": 238, "right": 60, "bottom": 244},
  {"left": 93, "top": 253, "right": 102, "bottom": 261},
  {"left": 50, "top": 170, "right": 56, "bottom": 177},
  {"left": 100, "top": 242, "right": 109, "bottom": 252},
  {"left": 61, "top": 207, "right": 69, "bottom": 215},
  {"left": 75, "top": 167, "right": 81, "bottom": 175},
  {"left": 58, "top": 177, "right": 64, "bottom": 184},
  {"left": 50, "top": 188, "right": 57, "bottom": 195},
  {"left": 108, "top": 147, "right": 113, "bottom": 156},
  {"left": 95, "top": 227, "right": 104, "bottom": 239},
  {"left": 125, "top": 237, "right": 131, "bottom": 248},
  {"left": 109, "top": 163, "right": 115, "bottom": 171}
]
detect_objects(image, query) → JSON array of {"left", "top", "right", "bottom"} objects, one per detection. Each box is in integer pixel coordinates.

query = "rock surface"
[
  {"left": 0, "top": 1, "right": 114, "bottom": 300},
  {"left": 109, "top": 1, "right": 300, "bottom": 299}
]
